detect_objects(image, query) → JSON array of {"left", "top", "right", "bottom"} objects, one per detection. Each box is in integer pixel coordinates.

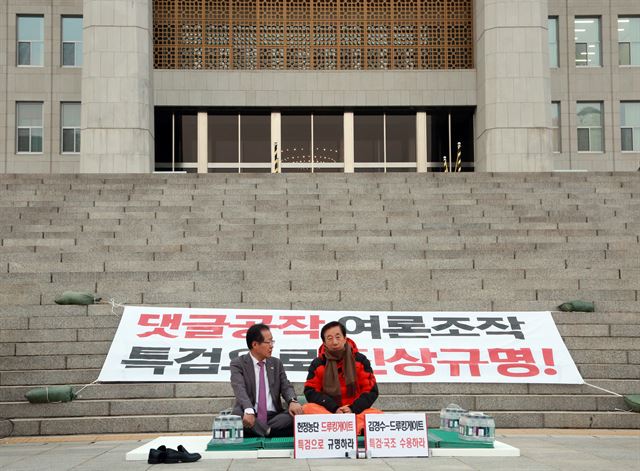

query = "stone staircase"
[{"left": 0, "top": 173, "right": 638, "bottom": 436}]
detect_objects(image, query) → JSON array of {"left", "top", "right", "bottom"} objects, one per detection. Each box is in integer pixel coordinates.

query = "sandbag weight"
[{"left": 25, "top": 386, "right": 76, "bottom": 403}]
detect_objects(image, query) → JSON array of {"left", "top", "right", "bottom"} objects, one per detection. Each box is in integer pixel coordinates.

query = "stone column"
[
  {"left": 475, "top": 0, "right": 553, "bottom": 171},
  {"left": 197, "top": 112, "right": 208, "bottom": 173},
  {"left": 416, "top": 112, "right": 427, "bottom": 173},
  {"left": 80, "top": 0, "right": 154, "bottom": 172},
  {"left": 343, "top": 112, "right": 354, "bottom": 173}
]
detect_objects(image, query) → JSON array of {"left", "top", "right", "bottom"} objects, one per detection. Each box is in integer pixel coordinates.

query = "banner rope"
[
  {"left": 583, "top": 382, "right": 623, "bottom": 397},
  {"left": 97, "top": 297, "right": 127, "bottom": 315},
  {"left": 109, "top": 297, "right": 127, "bottom": 315},
  {"left": 74, "top": 380, "right": 98, "bottom": 398}
]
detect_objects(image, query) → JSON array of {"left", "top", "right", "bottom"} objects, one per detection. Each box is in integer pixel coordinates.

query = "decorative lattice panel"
[{"left": 153, "top": 0, "right": 473, "bottom": 70}]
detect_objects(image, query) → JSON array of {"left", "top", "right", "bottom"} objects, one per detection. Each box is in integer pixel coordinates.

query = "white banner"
[
  {"left": 365, "top": 413, "right": 429, "bottom": 458},
  {"left": 98, "top": 307, "right": 584, "bottom": 384},
  {"left": 294, "top": 414, "right": 357, "bottom": 459}
]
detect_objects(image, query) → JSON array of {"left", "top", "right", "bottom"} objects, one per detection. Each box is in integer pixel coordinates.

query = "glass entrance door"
[
  {"left": 354, "top": 113, "right": 417, "bottom": 172},
  {"left": 281, "top": 114, "right": 312, "bottom": 172},
  {"left": 281, "top": 113, "right": 344, "bottom": 172}
]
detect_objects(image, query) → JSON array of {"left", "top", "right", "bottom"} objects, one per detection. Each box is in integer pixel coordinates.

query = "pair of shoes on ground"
[{"left": 148, "top": 445, "right": 201, "bottom": 464}]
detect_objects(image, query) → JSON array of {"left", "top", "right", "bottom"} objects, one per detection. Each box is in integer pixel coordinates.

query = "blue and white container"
[
  {"left": 458, "top": 412, "right": 495, "bottom": 442},
  {"left": 439, "top": 403, "right": 467, "bottom": 432}
]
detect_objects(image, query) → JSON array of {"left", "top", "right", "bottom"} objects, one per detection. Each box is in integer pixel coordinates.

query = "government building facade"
[{"left": 1, "top": 0, "right": 639, "bottom": 174}]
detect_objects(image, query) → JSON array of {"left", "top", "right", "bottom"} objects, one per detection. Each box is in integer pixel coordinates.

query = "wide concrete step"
[
  {"left": 2, "top": 311, "right": 639, "bottom": 325},
  {"left": 4, "top": 250, "right": 640, "bottom": 267},
  {"left": 9, "top": 410, "right": 640, "bottom": 436},
  {"left": 0, "top": 369, "right": 99, "bottom": 386},
  {"left": 1, "top": 394, "right": 630, "bottom": 421},
  {"left": 2, "top": 380, "right": 639, "bottom": 402},
  {"left": 0, "top": 279, "right": 638, "bottom": 306}
]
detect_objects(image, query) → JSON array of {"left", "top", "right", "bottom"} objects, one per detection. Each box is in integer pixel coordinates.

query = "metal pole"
[{"left": 272, "top": 142, "right": 280, "bottom": 173}]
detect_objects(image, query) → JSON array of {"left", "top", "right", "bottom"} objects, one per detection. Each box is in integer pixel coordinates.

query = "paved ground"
[{"left": 0, "top": 430, "right": 638, "bottom": 471}]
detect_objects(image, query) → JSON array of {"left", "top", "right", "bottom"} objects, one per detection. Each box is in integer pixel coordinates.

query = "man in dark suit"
[{"left": 230, "top": 323, "right": 304, "bottom": 437}]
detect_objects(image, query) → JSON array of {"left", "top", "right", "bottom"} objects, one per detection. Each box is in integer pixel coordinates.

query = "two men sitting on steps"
[{"left": 230, "top": 321, "right": 381, "bottom": 437}]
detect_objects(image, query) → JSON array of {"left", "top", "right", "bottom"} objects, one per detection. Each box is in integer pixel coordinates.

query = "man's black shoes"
[
  {"left": 147, "top": 445, "right": 167, "bottom": 464},
  {"left": 165, "top": 445, "right": 201, "bottom": 463},
  {"left": 178, "top": 445, "right": 201, "bottom": 462},
  {"left": 148, "top": 444, "right": 202, "bottom": 464}
]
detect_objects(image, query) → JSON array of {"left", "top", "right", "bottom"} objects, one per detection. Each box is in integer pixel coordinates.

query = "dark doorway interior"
[
  {"left": 155, "top": 107, "right": 475, "bottom": 173},
  {"left": 428, "top": 108, "right": 475, "bottom": 172}
]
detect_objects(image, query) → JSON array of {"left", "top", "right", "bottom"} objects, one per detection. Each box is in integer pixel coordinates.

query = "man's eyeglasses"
[{"left": 261, "top": 340, "right": 276, "bottom": 345}]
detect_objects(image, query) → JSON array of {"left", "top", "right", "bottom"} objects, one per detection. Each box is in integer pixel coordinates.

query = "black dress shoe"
[
  {"left": 163, "top": 448, "right": 180, "bottom": 464},
  {"left": 163, "top": 445, "right": 202, "bottom": 463},
  {"left": 147, "top": 445, "right": 167, "bottom": 464},
  {"left": 176, "top": 445, "right": 202, "bottom": 463}
]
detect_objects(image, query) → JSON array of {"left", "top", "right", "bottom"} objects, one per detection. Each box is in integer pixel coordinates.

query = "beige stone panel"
[
  {"left": 51, "top": 154, "right": 81, "bottom": 173},
  {"left": 53, "top": 70, "right": 82, "bottom": 95},
  {"left": 154, "top": 70, "right": 477, "bottom": 107},
  {"left": 617, "top": 154, "right": 640, "bottom": 171},
  {"left": 7, "top": 155, "right": 50, "bottom": 173}
]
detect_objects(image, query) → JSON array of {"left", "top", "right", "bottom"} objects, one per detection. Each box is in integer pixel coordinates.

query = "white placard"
[
  {"left": 294, "top": 414, "right": 357, "bottom": 459},
  {"left": 98, "top": 307, "right": 584, "bottom": 384},
  {"left": 365, "top": 413, "right": 429, "bottom": 458}
]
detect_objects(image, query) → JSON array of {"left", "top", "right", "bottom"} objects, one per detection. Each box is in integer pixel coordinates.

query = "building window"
[
  {"left": 312, "top": 115, "right": 344, "bottom": 171},
  {"left": 549, "top": 17, "right": 559, "bottom": 68},
  {"left": 61, "top": 102, "right": 80, "bottom": 153},
  {"left": 621, "top": 102, "right": 640, "bottom": 151},
  {"left": 282, "top": 114, "right": 313, "bottom": 168},
  {"left": 240, "top": 114, "right": 271, "bottom": 171},
  {"left": 574, "top": 17, "right": 601, "bottom": 67},
  {"left": 355, "top": 115, "right": 384, "bottom": 170},
  {"left": 551, "top": 102, "right": 561, "bottom": 152},
  {"left": 576, "top": 102, "right": 603, "bottom": 152},
  {"left": 354, "top": 113, "right": 416, "bottom": 171},
  {"left": 62, "top": 16, "right": 83, "bottom": 67},
  {"left": 16, "top": 102, "right": 43, "bottom": 153},
  {"left": 281, "top": 114, "right": 343, "bottom": 172},
  {"left": 179, "top": 113, "right": 198, "bottom": 166},
  {"left": 618, "top": 17, "right": 640, "bottom": 66},
  {"left": 208, "top": 115, "right": 239, "bottom": 167},
  {"left": 17, "top": 15, "right": 44, "bottom": 66}
]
